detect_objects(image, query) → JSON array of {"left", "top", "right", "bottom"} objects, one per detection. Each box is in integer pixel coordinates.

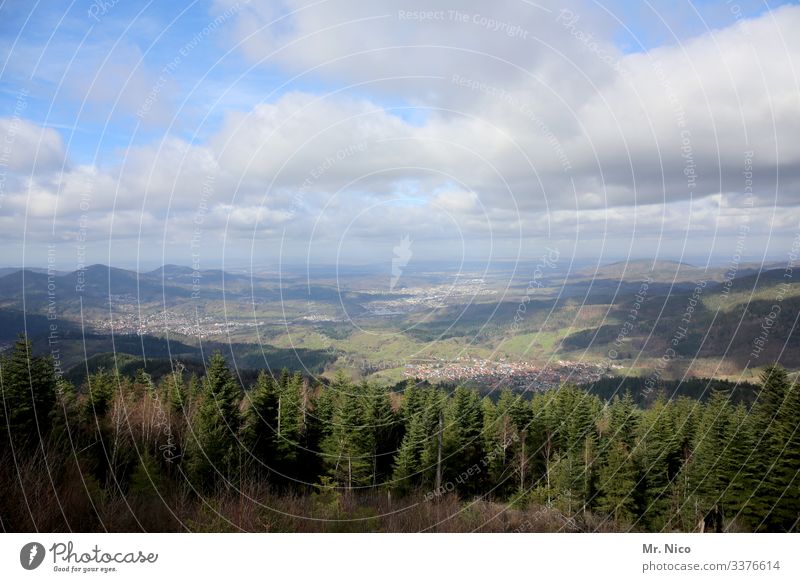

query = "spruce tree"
[
  {"left": 723, "top": 402, "right": 760, "bottom": 530},
  {"left": 638, "top": 397, "right": 681, "bottom": 530},
  {"left": 392, "top": 410, "right": 426, "bottom": 493},
  {"left": 243, "top": 371, "right": 279, "bottom": 476},
  {"left": 322, "top": 379, "right": 374, "bottom": 489},
  {"left": 549, "top": 449, "right": 586, "bottom": 515},
  {"left": 188, "top": 373, "right": 202, "bottom": 397},
  {"left": 481, "top": 396, "right": 508, "bottom": 492},
  {"left": 608, "top": 391, "right": 640, "bottom": 449},
  {"left": 750, "top": 366, "right": 800, "bottom": 531},
  {"left": 443, "top": 386, "right": 484, "bottom": 494},
  {"left": 85, "top": 368, "right": 115, "bottom": 420},
  {"left": 167, "top": 367, "right": 187, "bottom": 415},
  {"left": 366, "top": 381, "right": 400, "bottom": 486},
  {"left": 393, "top": 384, "right": 440, "bottom": 493},
  {"left": 0, "top": 336, "right": 57, "bottom": 448},
  {"left": 531, "top": 391, "right": 559, "bottom": 500},
  {"left": 683, "top": 390, "right": 732, "bottom": 532},
  {"left": 186, "top": 352, "right": 242, "bottom": 489},
  {"left": 274, "top": 371, "right": 305, "bottom": 475},
  {"left": 418, "top": 388, "right": 448, "bottom": 488},
  {"left": 596, "top": 439, "right": 639, "bottom": 526}
]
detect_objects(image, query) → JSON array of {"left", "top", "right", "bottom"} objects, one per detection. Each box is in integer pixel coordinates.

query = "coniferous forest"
[{"left": 1, "top": 335, "right": 798, "bottom": 533}]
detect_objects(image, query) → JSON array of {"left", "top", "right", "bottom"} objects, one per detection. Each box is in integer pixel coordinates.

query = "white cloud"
[
  {"left": 0, "top": 117, "right": 66, "bottom": 174},
  {"left": 3, "top": 2, "right": 800, "bottom": 265}
]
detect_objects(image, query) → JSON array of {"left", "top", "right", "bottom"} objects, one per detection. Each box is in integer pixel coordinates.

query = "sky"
[{"left": 0, "top": 0, "right": 798, "bottom": 272}]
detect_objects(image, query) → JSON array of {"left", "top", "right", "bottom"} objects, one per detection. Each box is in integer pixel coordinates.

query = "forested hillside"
[{"left": 1, "top": 335, "right": 798, "bottom": 532}]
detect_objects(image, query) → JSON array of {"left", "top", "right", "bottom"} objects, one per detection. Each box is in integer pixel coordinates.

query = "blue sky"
[{"left": 1, "top": 0, "right": 799, "bottom": 269}]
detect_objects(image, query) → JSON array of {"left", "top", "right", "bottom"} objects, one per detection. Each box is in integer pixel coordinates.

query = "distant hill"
[
  {"left": 571, "top": 259, "right": 781, "bottom": 284},
  {"left": 557, "top": 266, "right": 800, "bottom": 368},
  {"left": 1, "top": 260, "right": 796, "bottom": 383},
  {"left": 573, "top": 259, "right": 699, "bottom": 282},
  {"left": 0, "top": 267, "right": 68, "bottom": 278},
  {"left": 143, "top": 264, "right": 260, "bottom": 285},
  {"left": 0, "top": 309, "right": 80, "bottom": 343},
  {"left": 0, "top": 264, "right": 193, "bottom": 312},
  {"left": 578, "top": 376, "right": 760, "bottom": 406},
  {"left": 62, "top": 352, "right": 211, "bottom": 386}
]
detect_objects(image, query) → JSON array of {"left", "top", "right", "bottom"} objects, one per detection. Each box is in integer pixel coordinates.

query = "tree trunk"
[
  {"left": 348, "top": 456, "right": 353, "bottom": 492},
  {"left": 435, "top": 409, "right": 443, "bottom": 499},
  {"left": 277, "top": 395, "right": 281, "bottom": 436}
]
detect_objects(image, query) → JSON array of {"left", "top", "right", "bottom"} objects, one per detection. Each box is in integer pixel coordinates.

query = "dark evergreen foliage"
[{"left": 2, "top": 333, "right": 798, "bottom": 532}]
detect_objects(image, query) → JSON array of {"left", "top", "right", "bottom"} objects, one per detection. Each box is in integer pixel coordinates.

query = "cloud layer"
[{"left": 1, "top": 1, "right": 798, "bottom": 268}]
